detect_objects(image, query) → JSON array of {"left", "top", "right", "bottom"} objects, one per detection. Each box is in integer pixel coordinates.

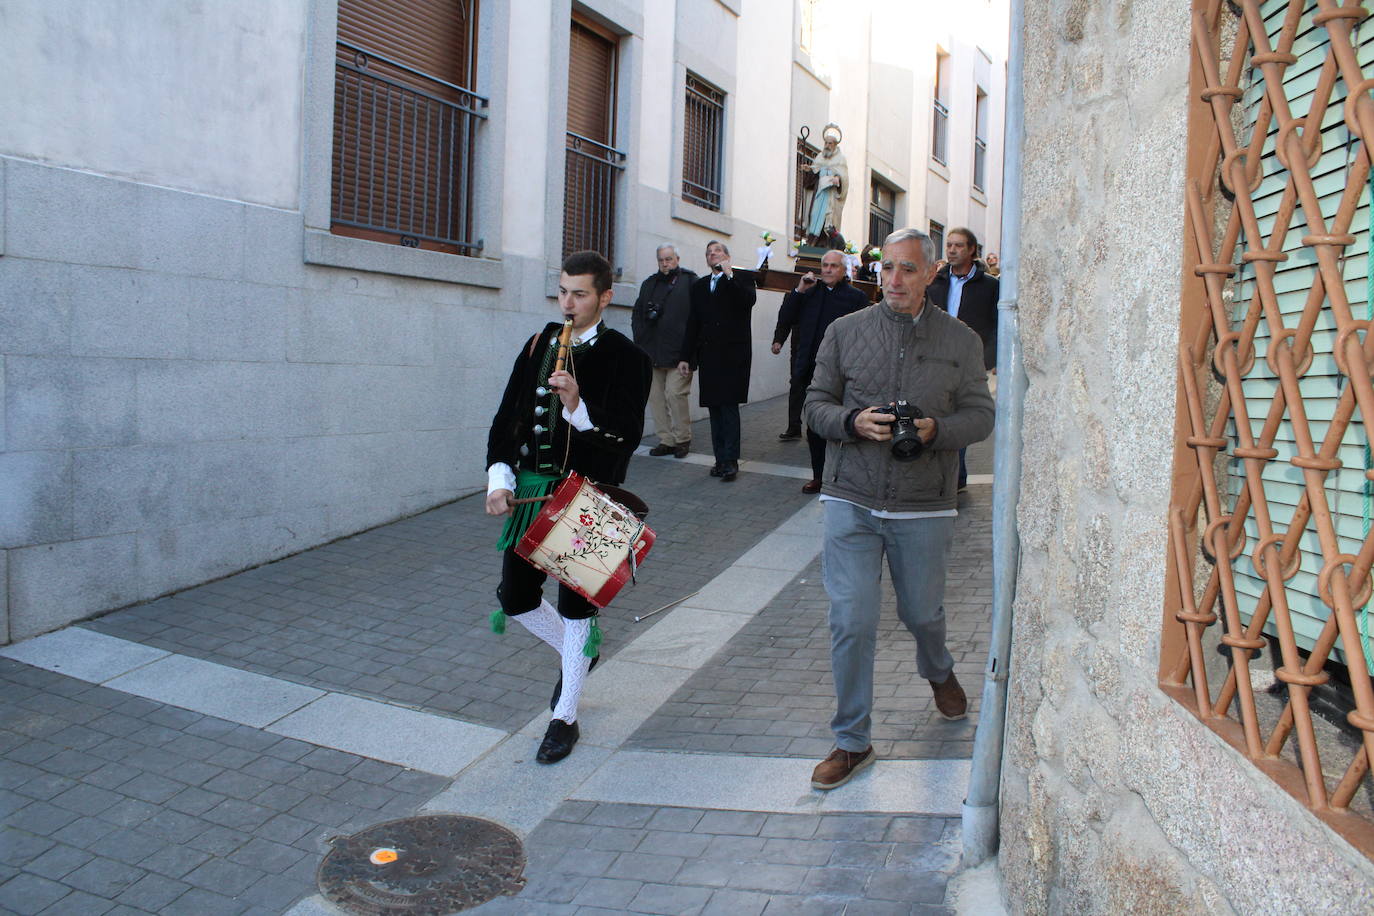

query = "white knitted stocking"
[
  {"left": 551, "top": 616, "right": 592, "bottom": 723},
  {"left": 512, "top": 599, "right": 565, "bottom": 652}
]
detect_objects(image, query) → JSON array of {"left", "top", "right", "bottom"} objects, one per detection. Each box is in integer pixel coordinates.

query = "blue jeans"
[{"left": 822, "top": 500, "right": 956, "bottom": 751}]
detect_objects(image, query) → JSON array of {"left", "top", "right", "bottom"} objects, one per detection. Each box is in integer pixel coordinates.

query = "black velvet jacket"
[{"left": 486, "top": 322, "right": 652, "bottom": 486}]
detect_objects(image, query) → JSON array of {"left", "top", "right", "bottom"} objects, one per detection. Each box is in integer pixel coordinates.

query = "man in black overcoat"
[
  {"left": 677, "top": 240, "right": 756, "bottom": 482},
  {"left": 771, "top": 249, "right": 868, "bottom": 492},
  {"left": 485, "top": 250, "right": 652, "bottom": 764},
  {"left": 926, "top": 226, "right": 998, "bottom": 491}
]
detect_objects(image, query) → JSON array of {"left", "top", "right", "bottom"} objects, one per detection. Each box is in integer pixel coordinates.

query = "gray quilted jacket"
[{"left": 803, "top": 300, "right": 994, "bottom": 512}]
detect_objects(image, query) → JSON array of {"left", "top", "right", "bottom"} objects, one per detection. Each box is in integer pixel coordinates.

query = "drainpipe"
[{"left": 962, "top": 0, "right": 1026, "bottom": 868}]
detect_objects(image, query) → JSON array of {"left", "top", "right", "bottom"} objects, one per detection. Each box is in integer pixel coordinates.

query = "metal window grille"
[
  {"left": 683, "top": 73, "right": 725, "bottom": 211},
  {"left": 974, "top": 89, "right": 988, "bottom": 190},
  {"left": 929, "top": 219, "right": 945, "bottom": 254},
  {"left": 933, "top": 52, "right": 950, "bottom": 166},
  {"left": 932, "top": 98, "right": 950, "bottom": 165},
  {"left": 1164, "top": 0, "right": 1374, "bottom": 855},
  {"left": 564, "top": 133, "right": 626, "bottom": 261},
  {"left": 869, "top": 179, "right": 896, "bottom": 248},
  {"left": 794, "top": 129, "right": 820, "bottom": 240},
  {"left": 331, "top": 41, "right": 487, "bottom": 252}
]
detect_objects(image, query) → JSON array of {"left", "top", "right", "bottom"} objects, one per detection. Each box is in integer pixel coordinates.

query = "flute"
[
  {"left": 509, "top": 318, "right": 579, "bottom": 507},
  {"left": 554, "top": 317, "right": 574, "bottom": 372}
]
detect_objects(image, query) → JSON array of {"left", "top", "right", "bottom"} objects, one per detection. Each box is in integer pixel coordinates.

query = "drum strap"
[{"left": 495, "top": 469, "right": 564, "bottom": 551}]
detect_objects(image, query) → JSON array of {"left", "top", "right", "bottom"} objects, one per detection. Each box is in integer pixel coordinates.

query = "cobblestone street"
[{"left": 2, "top": 394, "right": 996, "bottom": 915}]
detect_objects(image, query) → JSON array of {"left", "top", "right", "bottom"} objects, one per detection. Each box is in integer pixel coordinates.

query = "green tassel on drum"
[{"left": 583, "top": 619, "right": 602, "bottom": 658}]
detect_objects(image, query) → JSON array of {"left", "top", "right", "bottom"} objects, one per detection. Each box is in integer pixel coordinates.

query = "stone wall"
[
  {"left": 1001, "top": 0, "right": 1374, "bottom": 912},
  {"left": 0, "top": 156, "right": 534, "bottom": 640}
]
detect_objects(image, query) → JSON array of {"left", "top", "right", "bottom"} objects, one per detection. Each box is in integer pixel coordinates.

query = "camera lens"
[{"left": 890, "top": 428, "right": 923, "bottom": 461}]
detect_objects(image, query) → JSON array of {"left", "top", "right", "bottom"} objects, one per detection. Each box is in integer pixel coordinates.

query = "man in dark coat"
[
  {"left": 486, "top": 250, "right": 652, "bottom": 765},
  {"left": 631, "top": 244, "right": 697, "bottom": 458},
  {"left": 677, "top": 240, "right": 756, "bottom": 482},
  {"left": 926, "top": 226, "right": 999, "bottom": 491},
  {"left": 771, "top": 249, "right": 867, "bottom": 492}
]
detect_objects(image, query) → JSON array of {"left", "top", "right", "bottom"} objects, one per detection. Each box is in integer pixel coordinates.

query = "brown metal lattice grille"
[{"left": 1164, "top": 0, "right": 1374, "bottom": 854}]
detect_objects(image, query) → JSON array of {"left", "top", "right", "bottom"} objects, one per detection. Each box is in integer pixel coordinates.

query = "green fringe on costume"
[
  {"left": 495, "top": 470, "right": 563, "bottom": 551},
  {"left": 583, "top": 619, "right": 602, "bottom": 658},
  {"left": 489, "top": 609, "right": 506, "bottom": 634}
]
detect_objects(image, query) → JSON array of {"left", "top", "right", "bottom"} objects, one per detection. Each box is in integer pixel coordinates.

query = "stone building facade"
[
  {"left": 1000, "top": 0, "right": 1374, "bottom": 911},
  {"left": 0, "top": 0, "right": 1004, "bottom": 643}
]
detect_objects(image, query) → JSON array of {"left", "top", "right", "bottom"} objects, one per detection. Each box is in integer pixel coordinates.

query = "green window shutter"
[{"left": 1227, "top": 0, "right": 1374, "bottom": 669}]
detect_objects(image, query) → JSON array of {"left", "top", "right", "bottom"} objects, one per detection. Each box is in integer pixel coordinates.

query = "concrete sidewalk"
[{"left": 1, "top": 394, "right": 1001, "bottom": 916}]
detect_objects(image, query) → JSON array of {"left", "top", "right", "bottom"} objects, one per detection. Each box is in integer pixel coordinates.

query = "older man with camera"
[
  {"left": 632, "top": 244, "right": 698, "bottom": 458},
  {"left": 802, "top": 227, "right": 994, "bottom": 790}
]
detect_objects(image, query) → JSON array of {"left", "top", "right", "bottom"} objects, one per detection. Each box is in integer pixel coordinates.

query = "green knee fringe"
[
  {"left": 583, "top": 619, "right": 602, "bottom": 658},
  {"left": 495, "top": 471, "right": 563, "bottom": 552},
  {"left": 489, "top": 609, "right": 506, "bottom": 634}
]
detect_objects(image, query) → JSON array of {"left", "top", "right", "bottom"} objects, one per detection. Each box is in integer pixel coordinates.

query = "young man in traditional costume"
[{"left": 485, "top": 250, "right": 652, "bottom": 764}]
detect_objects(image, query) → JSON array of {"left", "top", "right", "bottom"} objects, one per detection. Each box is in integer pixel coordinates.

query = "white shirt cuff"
[
  {"left": 562, "top": 400, "right": 593, "bottom": 431},
  {"left": 487, "top": 463, "right": 516, "bottom": 495}
]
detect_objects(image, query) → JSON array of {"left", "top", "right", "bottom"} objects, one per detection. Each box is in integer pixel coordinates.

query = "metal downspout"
[{"left": 961, "top": 0, "right": 1026, "bottom": 867}]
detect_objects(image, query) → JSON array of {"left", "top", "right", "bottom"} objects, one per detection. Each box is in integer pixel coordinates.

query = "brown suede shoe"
[
  {"left": 672, "top": 442, "right": 691, "bottom": 458},
  {"left": 930, "top": 673, "right": 967, "bottom": 720},
  {"left": 648, "top": 443, "right": 674, "bottom": 456},
  {"left": 810, "top": 746, "right": 875, "bottom": 790}
]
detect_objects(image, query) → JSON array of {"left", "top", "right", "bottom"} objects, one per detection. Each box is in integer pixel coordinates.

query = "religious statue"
[{"left": 805, "top": 123, "right": 848, "bottom": 247}]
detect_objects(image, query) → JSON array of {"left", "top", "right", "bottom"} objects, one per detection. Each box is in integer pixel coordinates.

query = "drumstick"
[
  {"left": 634, "top": 591, "right": 700, "bottom": 623},
  {"left": 509, "top": 494, "right": 554, "bottom": 505}
]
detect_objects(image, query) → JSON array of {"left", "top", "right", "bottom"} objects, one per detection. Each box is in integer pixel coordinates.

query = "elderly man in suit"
[
  {"left": 771, "top": 249, "right": 868, "bottom": 492},
  {"left": 677, "top": 240, "right": 756, "bottom": 482}
]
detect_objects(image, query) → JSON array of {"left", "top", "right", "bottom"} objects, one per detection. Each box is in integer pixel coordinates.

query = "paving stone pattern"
[
  {"left": 468, "top": 800, "right": 959, "bottom": 916},
  {"left": 83, "top": 398, "right": 813, "bottom": 735},
  {"left": 626, "top": 486, "right": 992, "bottom": 759},
  {"left": 0, "top": 659, "right": 446, "bottom": 916}
]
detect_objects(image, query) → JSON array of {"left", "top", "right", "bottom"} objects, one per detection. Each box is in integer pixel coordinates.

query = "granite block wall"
[{"left": 1001, "top": 1, "right": 1374, "bottom": 912}]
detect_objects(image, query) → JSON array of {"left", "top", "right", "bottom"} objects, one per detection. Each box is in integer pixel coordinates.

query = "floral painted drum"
[{"left": 515, "top": 471, "right": 655, "bottom": 608}]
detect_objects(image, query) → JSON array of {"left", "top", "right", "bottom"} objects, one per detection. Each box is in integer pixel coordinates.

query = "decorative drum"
[{"left": 515, "top": 471, "right": 655, "bottom": 608}]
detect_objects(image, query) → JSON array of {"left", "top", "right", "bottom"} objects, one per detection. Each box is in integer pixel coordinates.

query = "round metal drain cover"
[{"left": 317, "top": 815, "right": 526, "bottom": 915}]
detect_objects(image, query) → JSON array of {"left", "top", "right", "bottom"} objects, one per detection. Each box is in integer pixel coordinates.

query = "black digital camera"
[
  {"left": 645, "top": 302, "right": 662, "bottom": 322},
  {"left": 873, "top": 400, "right": 926, "bottom": 461}
]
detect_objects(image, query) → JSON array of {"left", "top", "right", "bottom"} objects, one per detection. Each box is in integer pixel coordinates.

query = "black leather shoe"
[
  {"left": 672, "top": 443, "right": 690, "bottom": 459},
  {"left": 549, "top": 653, "right": 599, "bottom": 712},
  {"left": 536, "top": 718, "right": 579, "bottom": 764},
  {"left": 648, "top": 443, "right": 674, "bottom": 456},
  {"left": 709, "top": 464, "right": 723, "bottom": 477},
  {"left": 778, "top": 428, "right": 802, "bottom": 440},
  {"left": 721, "top": 463, "right": 738, "bottom": 482}
]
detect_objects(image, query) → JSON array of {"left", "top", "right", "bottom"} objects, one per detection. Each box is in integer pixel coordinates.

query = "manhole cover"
[{"left": 317, "top": 814, "right": 526, "bottom": 915}]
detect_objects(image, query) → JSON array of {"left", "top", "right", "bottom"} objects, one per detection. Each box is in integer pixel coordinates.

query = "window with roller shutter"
[
  {"left": 682, "top": 73, "right": 725, "bottom": 212},
  {"left": 331, "top": 0, "right": 485, "bottom": 254},
  {"left": 563, "top": 15, "right": 625, "bottom": 262},
  {"left": 1164, "top": 0, "right": 1374, "bottom": 850},
  {"left": 1224, "top": 1, "right": 1374, "bottom": 672}
]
